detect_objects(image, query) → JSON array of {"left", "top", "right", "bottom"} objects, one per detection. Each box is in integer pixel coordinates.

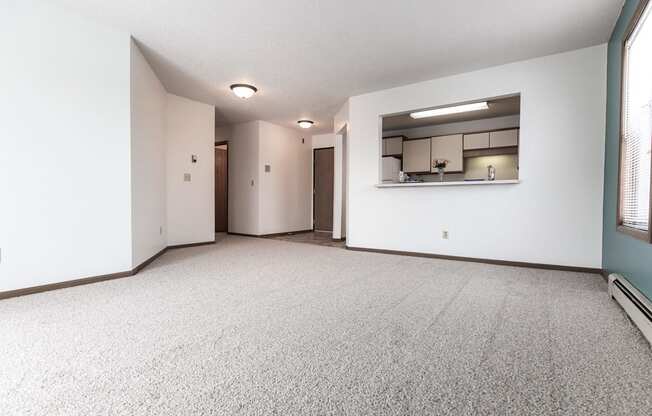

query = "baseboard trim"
[
  {"left": 228, "top": 229, "right": 314, "bottom": 238},
  {"left": 601, "top": 269, "right": 609, "bottom": 282},
  {"left": 0, "top": 240, "right": 216, "bottom": 301},
  {"left": 167, "top": 240, "right": 215, "bottom": 250},
  {"left": 133, "top": 247, "right": 168, "bottom": 274},
  {"left": 345, "top": 246, "right": 603, "bottom": 274}
]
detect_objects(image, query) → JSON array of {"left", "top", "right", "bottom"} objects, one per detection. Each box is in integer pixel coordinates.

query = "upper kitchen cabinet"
[
  {"left": 431, "top": 134, "right": 463, "bottom": 173},
  {"left": 382, "top": 136, "right": 403, "bottom": 156},
  {"left": 490, "top": 129, "right": 518, "bottom": 148},
  {"left": 463, "top": 132, "right": 489, "bottom": 150},
  {"left": 402, "top": 138, "right": 430, "bottom": 173}
]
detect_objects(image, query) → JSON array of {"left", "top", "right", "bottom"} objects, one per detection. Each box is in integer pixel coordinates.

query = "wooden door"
[
  {"left": 313, "top": 147, "right": 334, "bottom": 232},
  {"left": 215, "top": 147, "right": 228, "bottom": 232}
]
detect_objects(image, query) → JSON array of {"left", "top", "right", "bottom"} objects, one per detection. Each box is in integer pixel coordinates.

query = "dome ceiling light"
[
  {"left": 297, "top": 120, "right": 314, "bottom": 129},
  {"left": 230, "top": 84, "right": 258, "bottom": 99}
]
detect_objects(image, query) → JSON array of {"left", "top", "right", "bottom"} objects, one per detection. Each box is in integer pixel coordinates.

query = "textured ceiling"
[{"left": 53, "top": 0, "right": 623, "bottom": 134}]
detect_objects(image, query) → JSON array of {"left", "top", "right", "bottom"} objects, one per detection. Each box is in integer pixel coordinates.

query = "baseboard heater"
[{"left": 608, "top": 274, "right": 652, "bottom": 345}]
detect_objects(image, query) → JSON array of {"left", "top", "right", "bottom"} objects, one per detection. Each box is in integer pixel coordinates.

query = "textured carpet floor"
[{"left": 1, "top": 236, "right": 651, "bottom": 415}]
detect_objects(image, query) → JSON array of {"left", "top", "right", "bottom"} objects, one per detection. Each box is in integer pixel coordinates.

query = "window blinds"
[{"left": 621, "top": 2, "right": 652, "bottom": 231}]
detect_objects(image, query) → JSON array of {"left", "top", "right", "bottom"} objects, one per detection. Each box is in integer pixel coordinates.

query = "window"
[{"left": 619, "top": 0, "right": 652, "bottom": 241}]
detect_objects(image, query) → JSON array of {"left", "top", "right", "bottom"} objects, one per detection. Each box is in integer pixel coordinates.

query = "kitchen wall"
[
  {"left": 130, "top": 40, "right": 167, "bottom": 267},
  {"left": 258, "top": 121, "right": 312, "bottom": 235},
  {"left": 602, "top": 0, "right": 652, "bottom": 299},
  {"left": 0, "top": 1, "right": 132, "bottom": 291},
  {"left": 166, "top": 94, "right": 215, "bottom": 246},
  {"left": 384, "top": 115, "right": 520, "bottom": 139},
  {"left": 347, "top": 45, "right": 607, "bottom": 268}
]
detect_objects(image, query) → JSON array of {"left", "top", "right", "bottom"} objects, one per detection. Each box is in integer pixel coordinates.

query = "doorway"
[
  {"left": 313, "top": 147, "right": 334, "bottom": 232},
  {"left": 215, "top": 142, "right": 228, "bottom": 232}
]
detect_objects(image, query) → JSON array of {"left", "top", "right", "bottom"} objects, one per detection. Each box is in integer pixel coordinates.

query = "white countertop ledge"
[{"left": 375, "top": 179, "right": 520, "bottom": 188}]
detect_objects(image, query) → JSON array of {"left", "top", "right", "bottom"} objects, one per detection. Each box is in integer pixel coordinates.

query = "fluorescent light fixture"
[
  {"left": 297, "top": 120, "right": 314, "bottom": 129},
  {"left": 230, "top": 84, "right": 257, "bottom": 99},
  {"left": 409, "top": 102, "right": 489, "bottom": 119}
]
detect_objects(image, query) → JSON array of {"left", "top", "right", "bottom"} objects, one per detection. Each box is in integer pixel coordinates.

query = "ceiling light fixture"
[
  {"left": 297, "top": 120, "right": 314, "bottom": 129},
  {"left": 409, "top": 102, "right": 489, "bottom": 119},
  {"left": 230, "top": 84, "right": 258, "bottom": 99}
]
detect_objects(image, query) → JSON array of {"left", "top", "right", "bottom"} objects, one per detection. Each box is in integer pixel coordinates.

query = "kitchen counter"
[{"left": 375, "top": 179, "right": 519, "bottom": 188}]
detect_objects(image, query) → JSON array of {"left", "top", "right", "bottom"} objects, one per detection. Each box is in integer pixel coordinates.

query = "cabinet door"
[
  {"left": 402, "top": 138, "right": 431, "bottom": 173},
  {"left": 463, "top": 132, "right": 489, "bottom": 150},
  {"left": 431, "top": 134, "right": 463, "bottom": 172},
  {"left": 385, "top": 137, "right": 403, "bottom": 155},
  {"left": 381, "top": 157, "right": 400, "bottom": 181},
  {"left": 490, "top": 129, "right": 518, "bottom": 148}
]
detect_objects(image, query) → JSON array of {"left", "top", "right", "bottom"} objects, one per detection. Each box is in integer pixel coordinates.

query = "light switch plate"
[{"left": 265, "top": 164, "right": 271, "bottom": 172}]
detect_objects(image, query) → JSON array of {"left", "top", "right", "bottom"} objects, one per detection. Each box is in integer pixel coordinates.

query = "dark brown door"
[
  {"left": 215, "top": 147, "right": 228, "bottom": 232},
  {"left": 313, "top": 147, "right": 334, "bottom": 231}
]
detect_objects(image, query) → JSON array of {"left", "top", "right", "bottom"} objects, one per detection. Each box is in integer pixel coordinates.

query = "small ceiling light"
[
  {"left": 410, "top": 102, "right": 489, "bottom": 119},
  {"left": 230, "top": 84, "right": 257, "bottom": 99},
  {"left": 297, "top": 120, "right": 314, "bottom": 129}
]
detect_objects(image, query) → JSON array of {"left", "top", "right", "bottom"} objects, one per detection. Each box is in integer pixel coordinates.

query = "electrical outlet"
[
  {"left": 184, "top": 173, "right": 191, "bottom": 182},
  {"left": 442, "top": 230, "right": 449, "bottom": 240}
]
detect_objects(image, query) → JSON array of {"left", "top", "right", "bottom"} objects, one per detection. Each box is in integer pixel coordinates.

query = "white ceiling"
[{"left": 54, "top": 0, "right": 623, "bottom": 134}]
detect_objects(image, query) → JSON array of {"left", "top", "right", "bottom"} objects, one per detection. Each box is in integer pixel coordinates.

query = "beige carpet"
[{"left": 1, "top": 235, "right": 651, "bottom": 415}]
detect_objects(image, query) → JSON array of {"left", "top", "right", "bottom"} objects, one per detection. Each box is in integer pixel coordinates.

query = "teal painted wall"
[{"left": 603, "top": 0, "right": 652, "bottom": 300}]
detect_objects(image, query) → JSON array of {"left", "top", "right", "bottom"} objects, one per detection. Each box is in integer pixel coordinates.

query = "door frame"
[
  {"left": 313, "top": 146, "right": 335, "bottom": 232},
  {"left": 215, "top": 141, "right": 229, "bottom": 232}
]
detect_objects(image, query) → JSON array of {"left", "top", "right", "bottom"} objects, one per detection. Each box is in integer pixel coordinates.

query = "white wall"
[
  {"left": 312, "top": 133, "right": 335, "bottom": 149},
  {"left": 130, "top": 40, "right": 167, "bottom": 267},
  {"left": 0, "top": 1, "right": 132, "bottom": 291},
  {"left": 384, "top": 115, "right": 520, "bottom": 138},
  {"left": 347, "top": 45, "right": 607, "bottom": 268},
  {"left": 215, "top": 124, "right": 232, "bottom": 142},
  {"left": 333, "top": 134, "right": 346, "bottom": 239},
  {"left": 229, "top": 121, "right": 261, "bottom": 235},
  {"left": 334, "top": 104, "right": 350, "bottom": 239},
  {"left": 259, "top": 121, "right": 312, "bottom": 234},
  {"left": 166, "top": 94, "right": 215, "bottom": 245}
]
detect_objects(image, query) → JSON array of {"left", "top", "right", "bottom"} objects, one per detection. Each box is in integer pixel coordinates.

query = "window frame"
[{"left": 617, "top": 0, "right": 652, "bottom": 243}]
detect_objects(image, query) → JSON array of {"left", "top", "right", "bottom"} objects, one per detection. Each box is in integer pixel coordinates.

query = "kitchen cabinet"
[
  {"left": 431, "top": 134, "right": 463, "bottom": 173},
  {"left": 490, "top": 129, "right": 518, "bottom": 148},
  {"left": 383, "top": 136, "right": 403, "bottom": 156},
  {"left": 381, "top": 156, "right": 401, "bottom": 182},
  {"left": 402, "top": 138, "right": 430, "bottom": 173},
  {"left": 463, "top": 132, "right": 489, "bottom": 150}
]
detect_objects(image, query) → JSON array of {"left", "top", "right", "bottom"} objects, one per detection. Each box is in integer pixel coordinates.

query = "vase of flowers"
[{"left": 433, "top": 159, "right": 448, "bottom": 182}]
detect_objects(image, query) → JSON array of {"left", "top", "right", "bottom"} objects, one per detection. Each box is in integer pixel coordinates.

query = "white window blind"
[{"left": 621, "top": 2, "right": 652, "bottom": 232}]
